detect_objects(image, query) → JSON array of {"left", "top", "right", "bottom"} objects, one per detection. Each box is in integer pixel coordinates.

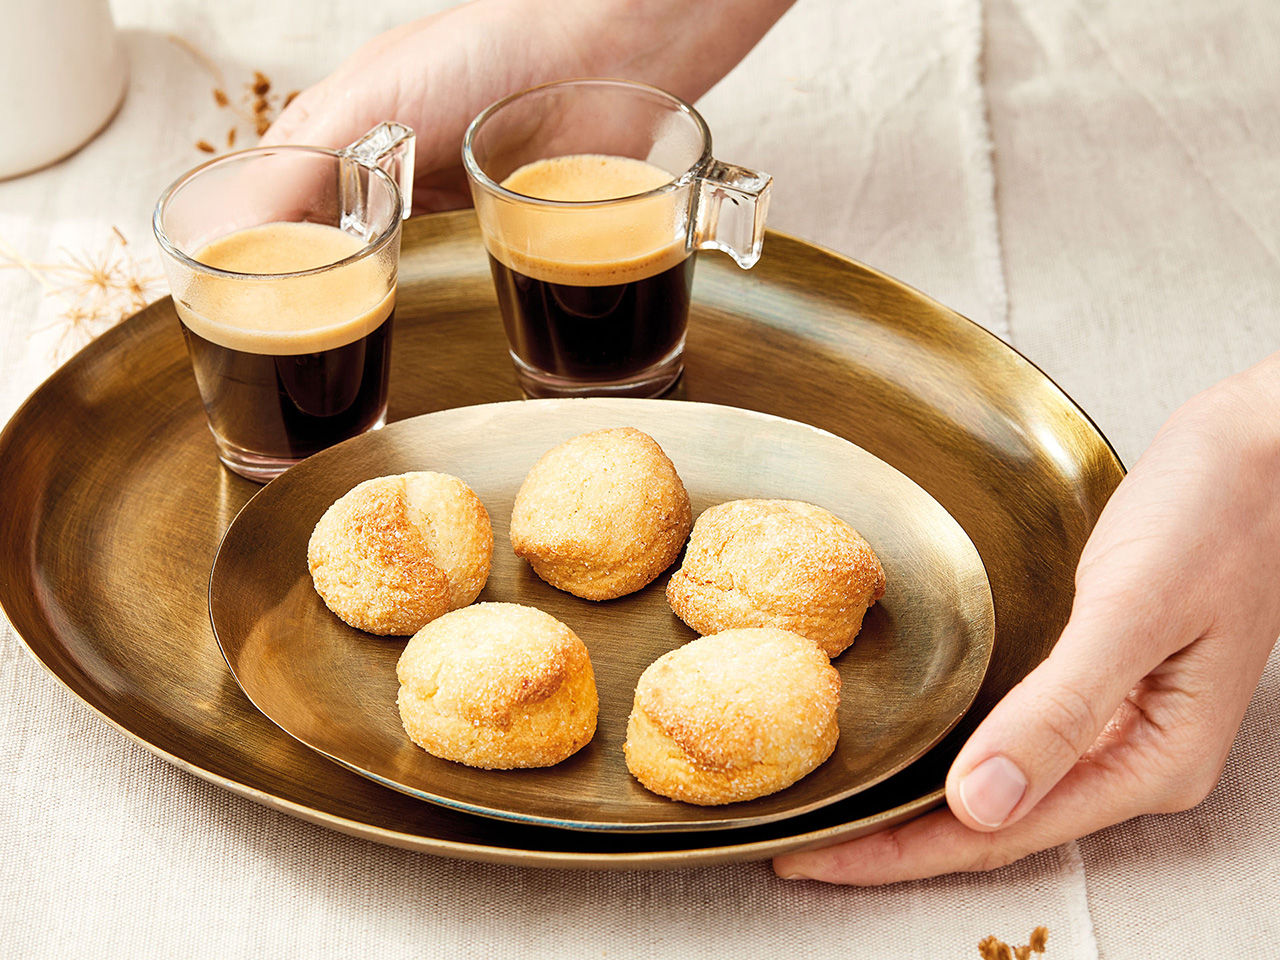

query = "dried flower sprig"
[
  {"left": 0, "top": 227, "right": 164, "bottom": 360},
  {"left": 978, "top": 926, "right": 1048, "bottom": 960},
  {"left": 169, "top": 34, "right": 300, "bottom": 155}
]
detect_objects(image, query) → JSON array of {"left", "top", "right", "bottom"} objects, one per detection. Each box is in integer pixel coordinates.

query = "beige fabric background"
[{"left": 1, "top": 0, "right": 1276, "bottom": 956}]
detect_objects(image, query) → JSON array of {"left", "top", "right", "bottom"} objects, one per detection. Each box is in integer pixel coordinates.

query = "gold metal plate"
[
  {"left": 210, "top": 399, "right": 994, "bottom": 832},
  {"left": 0, "top": 210, "right": 1123, "bottom": 866}
]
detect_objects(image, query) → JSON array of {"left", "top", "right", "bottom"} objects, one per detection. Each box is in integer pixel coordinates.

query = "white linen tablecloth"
[{"left": 1, "top": 1, "right": 1276, "bottom": 956}]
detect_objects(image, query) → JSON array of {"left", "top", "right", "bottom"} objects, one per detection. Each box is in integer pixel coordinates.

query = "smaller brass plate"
[{"left": 210, "top": 398, "right": 994, "bottom": 832}]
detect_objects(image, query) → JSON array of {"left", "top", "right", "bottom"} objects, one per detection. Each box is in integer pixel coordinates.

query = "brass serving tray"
[
  {"left": 211, "top": 399, "right": 994, "bottom": 832},
  {"left": 0, "top": 210, "right": 1123, "bottom": 868}
]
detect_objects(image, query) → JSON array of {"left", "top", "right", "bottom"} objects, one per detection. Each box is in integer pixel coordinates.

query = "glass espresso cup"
[
  {"left": 154, "top": 123, "right": 415, "bottom": 482},
  {"left": 463, "top": 79, "right": 771, "bottom": 398}
]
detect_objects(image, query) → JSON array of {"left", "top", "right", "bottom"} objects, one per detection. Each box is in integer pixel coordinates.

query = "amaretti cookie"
[
  {"left": 396, "top": 602, "right": 598, "bottom": 769},
  {"left": 624, "top": 627, "right": 840, "bottom": 804},
  {"left": 307, "top": 471, "right": 492, "bottom": 636},
  {"left": 509, "top": 427, "right": 692, "bottom": 601},
  {"left": 666, "top": 498, "right": 885, "bottom": 658}
]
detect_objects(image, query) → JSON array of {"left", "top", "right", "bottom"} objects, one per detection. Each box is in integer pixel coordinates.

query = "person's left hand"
[
  {"left": 773, "top": 354, "right": 1280, "bottom": 884},
  {"left": 262, "top": 0, "right": 794, "bottom": 213}
]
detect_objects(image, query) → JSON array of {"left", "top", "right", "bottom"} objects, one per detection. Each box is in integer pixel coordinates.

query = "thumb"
[
  {"left": 945, "top": 582, "right": 1186, "bottom": 832},
  {"left": 259, "top": 81, "right": 374, "bottom": 151}
]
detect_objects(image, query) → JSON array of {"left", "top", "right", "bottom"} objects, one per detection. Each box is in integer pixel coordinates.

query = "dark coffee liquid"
[
  {"left": 490, "top": 154, "right": 694, "bottom": 390},
  {"left": 181, "top": 313, "right": 393, "bottom": 460},
  {"left": 178, "top": 221, "right": 397, "bottom": 469},
  {"left": 488, "top": 254, "right": 693, "bottom": 381}
]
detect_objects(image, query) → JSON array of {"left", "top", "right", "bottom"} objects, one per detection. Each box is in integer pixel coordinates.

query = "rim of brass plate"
[{"left": 0, "top": 210, "right": 1125, "bottom": 868}]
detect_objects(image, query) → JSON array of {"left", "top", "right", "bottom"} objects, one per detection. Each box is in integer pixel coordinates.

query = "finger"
[
  {"left": 942, "top": 619, "right": 1155, "bottom": 833},
  {"left": 257, "top": 90, "right": 315, "bottom": 146},
  {"left": 412, "top": 168, "right": 474, "bottom": 214},
  {"left": 943, "top": 534, "right": 1204, "bottom": 833},
  {"left": 773, "top": 753, "right": 1139, "bottom": 885},
  {"left": 259, "top": 82, "right": 363, "bottom": 150},
  {"left": 258, "top": 18, "right": 428, "bottom": 150},
  {"left": 261, "top": 67, "right": 464, "bottom": 202},
  {"left": 774, "top": 627, "right": 1258, "bottom": 886}
]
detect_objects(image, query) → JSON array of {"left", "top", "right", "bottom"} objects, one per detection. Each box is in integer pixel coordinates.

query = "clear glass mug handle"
[
  {"left": 338, "top": 122, "right": 417, "bottom": 224},
  {"left": 694, "top": 160, "right": 772, "bottom": 268}
]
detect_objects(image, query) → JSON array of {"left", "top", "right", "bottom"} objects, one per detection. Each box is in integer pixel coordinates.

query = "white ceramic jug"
[{"left": 0, "top": 0, "right": 127, "bottom": 180}]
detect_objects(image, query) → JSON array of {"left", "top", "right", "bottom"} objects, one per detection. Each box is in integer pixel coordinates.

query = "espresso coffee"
[
  {"left": 487, "top": 154, "right": 692, "bottom": 391},
  {"left": 174, "top": 221, "right": 394, "bottom": 464}
]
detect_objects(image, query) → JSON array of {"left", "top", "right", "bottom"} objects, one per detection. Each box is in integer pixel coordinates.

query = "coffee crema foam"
[
  {"left": 488, "top": 154, "right": 689, "bottom": 286},
  {"left": 176, "top": 221, "right": 394, "bottom": 355}
]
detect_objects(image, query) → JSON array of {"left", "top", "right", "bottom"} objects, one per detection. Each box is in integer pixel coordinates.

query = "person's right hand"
[
  {"left": 773, "top": 352, "right": 1280, "bottom": 884},
  {"left": 262, "top": 0, "right": 794, "bottom": 212}
]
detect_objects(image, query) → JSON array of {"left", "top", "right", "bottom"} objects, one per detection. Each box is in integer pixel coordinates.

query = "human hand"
[
  {"left": 262, "top": 0, "right": 794, "bottom": 212},
  {"left": 775, "top": 354, "right": 1280, "bottom": 884}
]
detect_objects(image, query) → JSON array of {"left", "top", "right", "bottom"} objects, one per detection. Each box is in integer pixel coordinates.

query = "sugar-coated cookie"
[
  {"left": 666, "top": 498, "right": 885, "bottom": 657},
  {"left": 623, "top": 627, "right": 840, "bottom": 805},
  {"left": 510, "top": 427, "right": 691, "bottom": 601},
  {"left": 308, "top": 472, "right": 492, "bottom": 635},
  {"left": 396, "top": 602, "right": 598, "bottom": 769}
]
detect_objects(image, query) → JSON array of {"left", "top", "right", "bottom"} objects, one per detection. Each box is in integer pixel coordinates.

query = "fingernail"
[
  {"left": 958, "top": 755, "right": 1027, "bottom": 828},
  {"left": 772, "top": 857, "right": 811, "bottom": 881}
]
